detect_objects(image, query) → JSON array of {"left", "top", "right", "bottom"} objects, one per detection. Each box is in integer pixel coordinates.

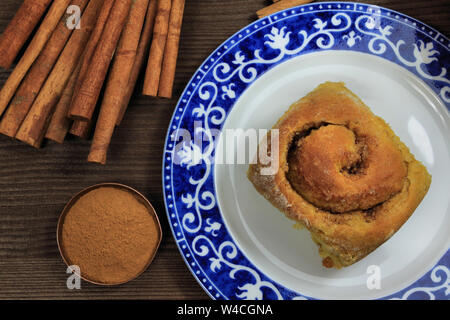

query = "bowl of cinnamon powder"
[{"left": 57, "top": 183, "right": 162, "bottom": 285}]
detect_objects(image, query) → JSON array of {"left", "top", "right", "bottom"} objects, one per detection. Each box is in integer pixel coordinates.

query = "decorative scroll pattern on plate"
[{"left": 164, "top": 2, "right": 449, "bottom": 300}]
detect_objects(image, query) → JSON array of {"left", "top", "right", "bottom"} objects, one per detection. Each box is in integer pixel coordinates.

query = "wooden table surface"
[{"left": 0, "top": 0, "right": 448, "bottom": 300}]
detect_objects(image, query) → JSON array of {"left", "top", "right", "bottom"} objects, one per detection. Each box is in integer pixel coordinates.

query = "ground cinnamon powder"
[{"left": 60, "top": 186, "right": 160, "bottom": 284}]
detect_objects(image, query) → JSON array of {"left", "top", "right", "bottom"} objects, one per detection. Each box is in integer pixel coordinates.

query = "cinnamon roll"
[{"left": 247, "top": 82, "right": 431, "bottom": 268}]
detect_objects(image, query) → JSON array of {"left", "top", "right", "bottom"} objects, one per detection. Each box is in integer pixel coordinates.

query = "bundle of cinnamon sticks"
[{"left": 0, "top": 0, "right": 185, "bottom": 164}]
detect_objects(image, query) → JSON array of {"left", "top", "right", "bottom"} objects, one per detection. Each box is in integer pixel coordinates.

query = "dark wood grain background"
[{"left": 0, "top": 0, "right": 448, "bottom": 300}]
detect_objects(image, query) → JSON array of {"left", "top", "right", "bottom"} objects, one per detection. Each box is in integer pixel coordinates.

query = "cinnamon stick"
[
  {"left": 68, "top": 0, "right": 134, "bottom": 122},
  {"left": 87, "top": 0, "right": 151, "bottom": 164},
  {"left": 256, "top": 0, "right": 313, "bottom": 18},
  {"left": 63, "top": 0, "right": 115, "bottom": 142},
  {"left": 69, "top": 120, "right": 90, "bottom": 139},
  {"left": 0, "top": 0, "right": 72, "bottom": 117},
  {"left": 0, "top": 0, "right": 89, "bottom": 138},
  {"left": 15, "top": 0, "right": 104, "bottom": 148},
  {"left": 116, "top": 0, "right": 158, "bottom": 125},
  {"left": 44, "top": 60, "right": 82, "bottom": 143},
  {"left": 0, "top": 0, "right": 52, "bottom": 69},
  {"left": 158, "top": 0, "right": 185, "bottom": 99},
  {"left": 142, "top": 0, "right": 172, "bottom": 97},
  {"left": 67, "top": 0, "right": 117, "bottom": 141},
  {"left": 70, "top": 0, "right": 115, "bottom": 116}
]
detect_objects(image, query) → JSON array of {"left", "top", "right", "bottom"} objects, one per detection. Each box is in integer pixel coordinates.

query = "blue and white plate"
[{"left": 163, "top": 2, "right": 450, "bottom": 300}]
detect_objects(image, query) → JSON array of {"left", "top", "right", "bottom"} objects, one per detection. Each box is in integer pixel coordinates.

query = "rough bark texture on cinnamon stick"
[
  {"left": 68, "top": 0, "right": 116, "bottom": 141},
  {"left": 69, "top": 120, "right": 90, "bottom": 139},
  {"left": 15, "top": 0, "right": 104, "bottom": 148},
  {"left": 257, "top": 0, "right": 313, "bottom": 18},
  {"left": 142, "top": 0, "right": 172, "bottom": 97},
  {"left": 70, "top": 0, "right": 115, "bottom": 116},
  {"left": 103, "top": 0, "right": 150, "bottom": 121},
  {"left": 88, "top": 0, "right": 150, "bottom": 164},
  {"left": 68, "top": 0, "right": 134, "bottom": 122},
  {"left": 0, "top": 0, "right": 89, "bottom": 138},
  {"left": 158, "top": 0, "right": 185, "bottom": 99},
  {"left": 45, "top": 60, "right": 82, "bottom": 143},
  {"left": 0, "top": 0, "right": 52, "bottom": 69},
  {"left": 0, "top": 0, "right": 72, "bottom": 117},
  {"left": 116, "top": 0, "right": 158, "bottom": 125}
]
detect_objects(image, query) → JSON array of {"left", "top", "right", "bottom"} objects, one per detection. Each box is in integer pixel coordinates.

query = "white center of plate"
[{"left": 214, "top": 51, "right": 450, "bottom": 299}]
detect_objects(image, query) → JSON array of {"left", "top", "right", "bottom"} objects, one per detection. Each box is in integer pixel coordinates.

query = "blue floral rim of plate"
[{"left": 162, "top": 2, "right": 450, "bottom": 300}]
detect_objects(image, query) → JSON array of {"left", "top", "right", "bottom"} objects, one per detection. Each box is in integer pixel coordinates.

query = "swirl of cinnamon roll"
[
  {"left": 248, "top": 82, "right": 431, "bottom": 268},
  {"left": 287, "top": 123, "right": 407, "bottom": 213}
]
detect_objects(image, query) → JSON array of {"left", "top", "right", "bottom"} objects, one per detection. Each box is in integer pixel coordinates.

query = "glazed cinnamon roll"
[{"left": 248, "top": 82, "right": 431, "bottom": 268}]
